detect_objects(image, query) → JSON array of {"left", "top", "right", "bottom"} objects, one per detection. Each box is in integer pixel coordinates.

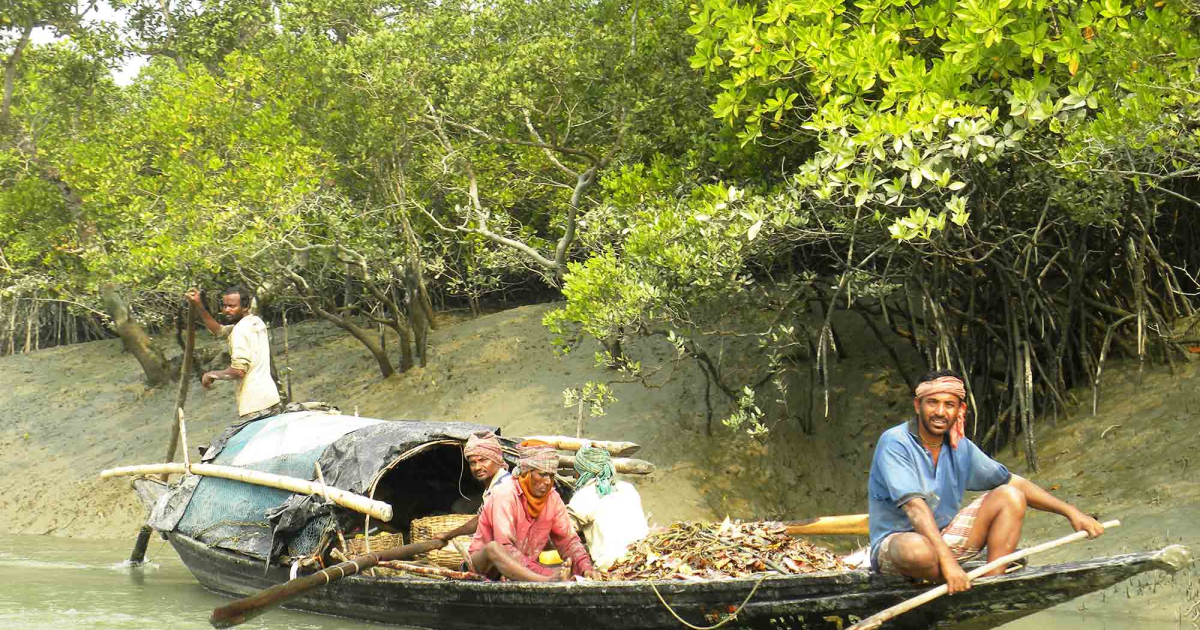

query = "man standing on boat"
[
  {"left": 467, "top": 441, "right": 599, "bottom": 581},
  {"left": 185, "top": 286, "right": 281, "bottom": 426},
  {"left": 435, "top": 430, "right": 513, "bottom": 543},
  {"left": 567, "top": 443, "right": 649, "bottom": 570},
  {"left": 868, "top": 369, "right": 1104, "bottom": 594}
]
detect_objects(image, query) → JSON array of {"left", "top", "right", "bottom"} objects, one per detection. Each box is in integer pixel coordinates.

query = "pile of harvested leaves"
[{"left": 603, "top": 519, "right": 849, "bottom": 581}]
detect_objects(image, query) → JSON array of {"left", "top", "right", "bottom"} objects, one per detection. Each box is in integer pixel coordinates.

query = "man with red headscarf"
[
  {"left": 467, "top": 441, "right": 598, "bottom": 581},
  {"left": 868, "top": 369, "right": 1104, "bottom": 594}
]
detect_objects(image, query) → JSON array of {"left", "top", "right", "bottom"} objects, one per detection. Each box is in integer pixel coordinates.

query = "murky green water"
[
  {"left": 0, "top": 535, "right": 382, "bottom": 630},
  {"left": 0, "top": 535, "right": 1190, "bottom": 629}
]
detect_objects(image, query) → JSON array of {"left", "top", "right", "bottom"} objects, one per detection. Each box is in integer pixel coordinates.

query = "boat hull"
[{"left": 168, "top": 533, "right": 1189, "bottom": 630}]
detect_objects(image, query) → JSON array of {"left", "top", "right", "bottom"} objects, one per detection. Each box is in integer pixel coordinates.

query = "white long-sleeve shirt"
[
  {"left": 218, "top": 315, "right": 280, "bottom": 417},
  {"left": 567, "top": 479, "right": 649, "bottom": 570}
]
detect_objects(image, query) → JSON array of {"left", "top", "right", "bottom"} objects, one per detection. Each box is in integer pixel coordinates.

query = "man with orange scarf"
[
  {"left": 868, "top": 369, "right": 1104, "bottom": 594},
  {"left": 467, "top": 441, "right": 598, "bottom": 581}
]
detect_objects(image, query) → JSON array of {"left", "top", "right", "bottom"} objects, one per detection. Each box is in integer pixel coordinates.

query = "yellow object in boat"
[{"left": 538, "top": 550, "right": 563, "bottom": 565}]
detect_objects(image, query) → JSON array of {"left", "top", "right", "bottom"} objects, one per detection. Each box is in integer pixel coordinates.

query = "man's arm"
[
  {"left": 1009, "top": 475, "right": 1105, "bottom": 538},
  {"left": 901, "top": 498, "right": 971, "bottom": 593},
  {"left": 201, "top": 366, "right": 247, "bottom": 389},
  {"left": 185, "top": 289, "right": 223, "bottom": 336},
  {"left": 203, "top": 317, "right": 255, "bottom": 389},
  {"left": 550, "top": 503, "right": 597, "bottom": 578},
  {"left": 437, "top": 516, "right": 479, "bottom": 542}
]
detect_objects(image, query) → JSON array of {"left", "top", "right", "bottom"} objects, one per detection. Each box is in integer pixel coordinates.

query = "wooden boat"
[
  {"left": 165, "top": 530, "right": 1188, "bottom": 630},
  {"left": 124, "top": 413, "right": 1192, "bottom": 629}
]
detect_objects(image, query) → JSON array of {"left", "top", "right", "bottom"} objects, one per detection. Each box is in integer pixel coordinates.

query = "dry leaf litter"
[{"left": 603, "top": 518, "right": 849, "bottom": 581}]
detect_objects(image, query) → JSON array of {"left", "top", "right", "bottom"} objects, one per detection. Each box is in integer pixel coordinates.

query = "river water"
[
  {"left": 0, "top": 535, "right": 1188, "bottom": 630},
  {"left": 0, "top": 535, "right": 382, "bottom": 630}
]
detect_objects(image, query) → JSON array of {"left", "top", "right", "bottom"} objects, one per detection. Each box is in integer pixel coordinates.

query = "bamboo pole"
[
  {"left": 128, "top": 526, "right": 154, "bottom": 565},
  {"left": 557, "top": 454, "right": 655, "bottom": 475},
  {"left": 162, "top": 301, "right": 197, "bottom": 480},
  {"left": 282, "top": 308, "right": 292, "bottom": 403},
  {"left": 524, "top": 435, "right": 641, "bottom": 457},
  {"left": 100, "top": 462, "right": 394, "bottom": 522},
  {"left": 178, "top": 409, "right": 192, "bottom": 474},
  {"left": 849, "top": 520, "right": 1120, "bottom": 630},
  {"left": 377, "top": 561, "right": 486, "bottom": 581},
  {"left": 313, "top": 462, "right": 330, "bottom": 501}
]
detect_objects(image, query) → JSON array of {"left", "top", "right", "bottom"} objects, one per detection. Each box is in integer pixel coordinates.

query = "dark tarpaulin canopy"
[{"left": 149, "top": 411, "right": 496, "bottom": 562}]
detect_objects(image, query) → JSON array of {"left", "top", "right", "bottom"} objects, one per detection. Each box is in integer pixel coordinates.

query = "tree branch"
[
  {"left": 425, "top": 114, "right": 602, "bottom": 166},
  {"left": 523, "top": 109, "right": 578, "bottom": 178}
]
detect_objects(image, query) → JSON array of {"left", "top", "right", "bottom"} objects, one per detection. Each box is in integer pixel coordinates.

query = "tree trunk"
[
  {"left": 329, "top": 313, "right": 394, "bottom": 378},
  {"left": 1, "top": 24, "right": 33, "bottom": 133},
  {"left": 403, "top": 270, "right": 426, "bottom": 368},
  {"left": 101, "top": 284, "right": 172, "bottom": 386},
  {"left": 397, "top": 320, "right": 415, "bottom": 372},
  {"left": 286, "top": 266, "right": 397, "bottom": 378},
  {"left": 307, "top": 300, "right": 395, "bottom": 378},
  {"left": 8, "top": 295, "right": 19, "bottom": 354},
  {"left": 397, "top": 208, "right": 438, "bottom": 331},
  {"left": 23, "top": 294, "right": 35, "bottom": 353}
]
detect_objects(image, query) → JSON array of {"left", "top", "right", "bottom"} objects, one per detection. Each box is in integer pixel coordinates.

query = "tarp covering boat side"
[{"left": 148, "top": 411, "right": 493, "bottom": 561}]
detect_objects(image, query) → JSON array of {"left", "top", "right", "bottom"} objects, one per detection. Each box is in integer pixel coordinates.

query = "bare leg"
[
  {"left": 886, "top": 532, "right": 942, "bottom": 581},
  {"left": 959, "top": 485, "right": 1027, "bottom": 576},
  {"left": 471, "top": 542, "right": 570, "bottom": 582},
  {"left": 887, "top": 485, "right": 1028, "bottom": 581}
]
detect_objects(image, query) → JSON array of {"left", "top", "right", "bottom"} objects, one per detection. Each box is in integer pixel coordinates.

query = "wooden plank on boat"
[
  {"left": 100, "top": 462, "right": 393, "bottom": 522},
  {"left": 524, "top": 435, "right": 641, "bottom": 456}
]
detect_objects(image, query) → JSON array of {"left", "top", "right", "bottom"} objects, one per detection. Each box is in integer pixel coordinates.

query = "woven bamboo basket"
[
  {"left": 410, "top": 514, "right": 474, "bottom": 569},
  {"left": 345, "top": 531, "right": 405, "bottom": 556},
  {"left": 344, "top": 532, "right": 406, "bottom": 576}
]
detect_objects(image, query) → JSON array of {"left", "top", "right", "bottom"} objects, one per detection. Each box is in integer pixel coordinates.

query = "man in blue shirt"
[{"left": 868, "top": 369, "right": 1104, "bottom": 594}]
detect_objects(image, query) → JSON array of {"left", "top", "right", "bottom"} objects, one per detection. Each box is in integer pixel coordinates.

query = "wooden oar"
[
  {"left": 209, "top": 539, "right": 443, "bottom": 629},
  {"left": 785, "top": 514, "right": 869, "bottom": 536},
  {"left": 848, "top": 519, "right": 1119, "bottom": 630}
]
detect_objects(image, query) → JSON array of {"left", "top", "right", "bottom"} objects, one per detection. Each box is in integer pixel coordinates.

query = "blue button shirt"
[{"left": 867, "top": 419, "right": 1011, "bottom": 569}]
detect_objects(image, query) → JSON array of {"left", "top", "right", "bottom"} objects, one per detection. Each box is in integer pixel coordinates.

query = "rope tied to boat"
[{"left": 649, "top": 574, "right": 768, "bottom": 630}]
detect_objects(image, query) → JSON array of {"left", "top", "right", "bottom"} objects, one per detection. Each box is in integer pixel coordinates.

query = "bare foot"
[{"left": 554, "top": 558, "right": 573, "bottom": 582}]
